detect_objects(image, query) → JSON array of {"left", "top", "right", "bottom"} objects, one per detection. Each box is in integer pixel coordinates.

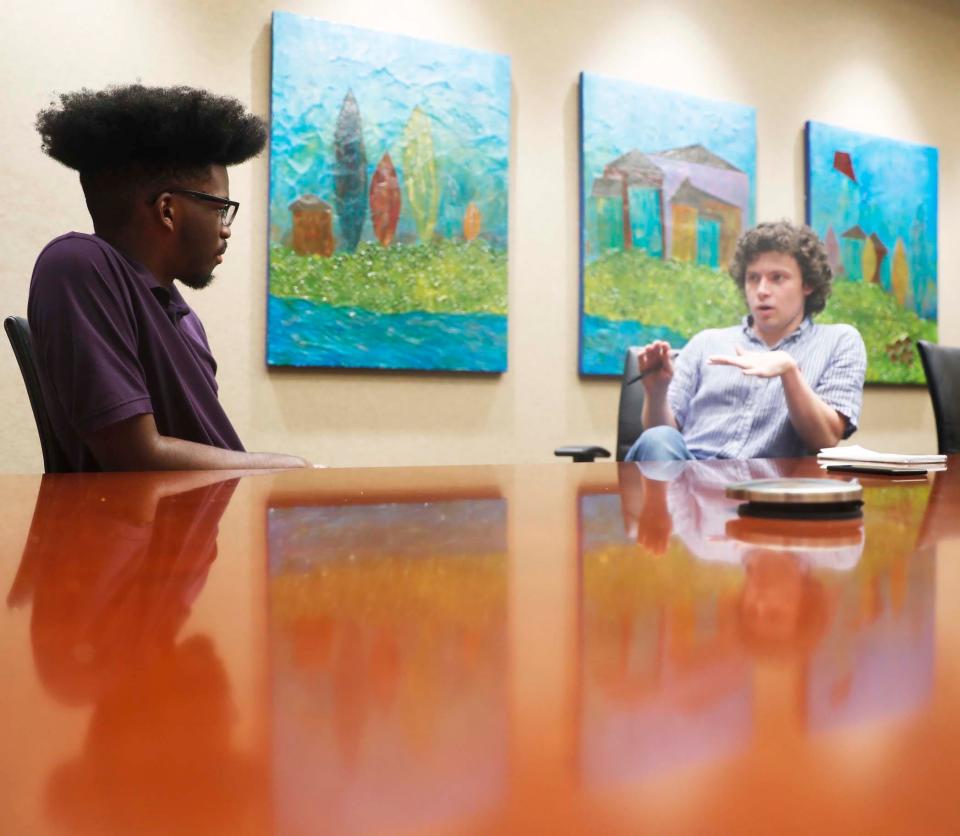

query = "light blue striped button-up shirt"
[{"left": 668, "top": 316, "right": 867, "bottom": 459}]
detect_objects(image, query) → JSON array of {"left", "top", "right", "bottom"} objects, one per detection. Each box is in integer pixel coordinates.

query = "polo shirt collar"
[
  {"left": 741, "top": 315, "right": 813, "bottom": 350},
  {"left": 150, "top": 284, "right": 192, "bottom": 324},
  {"left": 94, "top": 234, "right": 193, "bottom": 324}
]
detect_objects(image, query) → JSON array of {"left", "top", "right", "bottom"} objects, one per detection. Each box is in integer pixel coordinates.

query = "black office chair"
[
  {"left": 4, "top": 316, "right": 72, "bottom": 473},
  {"left": 555, "top": 346, "right": 646, "bottom": 463},
  {"left": 917, "top": 340, "right": 960, "bottom": 455}
]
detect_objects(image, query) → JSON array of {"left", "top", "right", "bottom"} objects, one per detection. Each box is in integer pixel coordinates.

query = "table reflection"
[
  {"left": 267, "top": 497, "right": 509, "bottom": 834},
  {"left": 578, "top": 460, "right": 936, "bottom": 787},
  {"left": 9, "top": 472, "right": 255, "bottom": 836},
  {"left": 805, "top": 479, "right": 936, "bottom": 734}
]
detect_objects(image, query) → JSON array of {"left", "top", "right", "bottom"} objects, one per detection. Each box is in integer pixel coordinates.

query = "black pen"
[{"left": 625, "top": 350, "right": 680, "bottom": 385}]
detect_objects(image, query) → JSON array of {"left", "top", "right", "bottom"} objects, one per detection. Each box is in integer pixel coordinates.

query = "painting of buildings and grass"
[
  {"left": 579, "top": 73, "right": 756, "bottom": 375},
  {"left": 268, "top": 12, "right": 510, "bottom": 372},
  {"left": 805, "top": 121, "right": 938, "bottom": 384}
]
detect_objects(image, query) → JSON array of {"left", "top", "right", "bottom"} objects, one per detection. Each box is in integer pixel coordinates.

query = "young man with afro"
[
  {"left": 626, "top": 221, "right": 867, "bottom": 461},
  {"left": 29, "top": 84, "right": 311, "bottom": 471}
]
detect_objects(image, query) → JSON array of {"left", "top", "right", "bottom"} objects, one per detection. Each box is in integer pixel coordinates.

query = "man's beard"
[{"left": 178, "top": 272, "right": 216, "bottom": 290}]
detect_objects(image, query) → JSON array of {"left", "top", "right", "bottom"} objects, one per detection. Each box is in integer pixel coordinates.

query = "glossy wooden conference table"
[{"left": 1, "top": 458, "right": 958, "bottom": 835}]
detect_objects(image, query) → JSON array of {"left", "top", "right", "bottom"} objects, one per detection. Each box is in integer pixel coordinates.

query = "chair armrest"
[{"left": 554, "top": 445, "right": 611, "bottom": 463}]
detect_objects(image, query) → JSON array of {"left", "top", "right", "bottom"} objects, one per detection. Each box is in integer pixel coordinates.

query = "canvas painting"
[
  {"left": 805, "top": 121, "right": 938, "bottom": 384},
  {"left": 579, "top": 73, "right": 756, "bottom": 375},
  {"left": 268, "top": 12, "right": 510, "bottom": 372}
]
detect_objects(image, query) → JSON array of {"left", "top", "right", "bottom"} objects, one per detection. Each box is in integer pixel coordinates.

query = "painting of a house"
[
  {"left": 594, "top": 144, "right": 748, "bottom": 267},
  {"left": 579, "top": 74, "right": 756, "bottom": 376},
  {"left": 805, "top": 122, "right": 938, "bottom": 384}
]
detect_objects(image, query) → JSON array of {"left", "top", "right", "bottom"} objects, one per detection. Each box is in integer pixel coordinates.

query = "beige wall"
[{"left": 1, "top": 0, "right": 954, "bottom": 472}]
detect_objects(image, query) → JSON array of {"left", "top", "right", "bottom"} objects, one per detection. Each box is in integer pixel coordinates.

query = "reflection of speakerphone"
[
  {"left": 725, "top": 514, "right": 864, "bottom": 549},
  {"left": 726, "top": 478, "right": 864, "bottom": 520}
]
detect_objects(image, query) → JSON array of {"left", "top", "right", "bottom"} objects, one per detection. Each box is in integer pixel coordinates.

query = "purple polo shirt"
[{"left": 27, "top": 233, "right": 244, "bottom": 471}]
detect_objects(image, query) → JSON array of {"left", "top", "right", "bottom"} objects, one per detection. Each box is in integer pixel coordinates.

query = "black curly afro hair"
[{"left": 36, "top": 84, "right": 267, "bottom": 177}]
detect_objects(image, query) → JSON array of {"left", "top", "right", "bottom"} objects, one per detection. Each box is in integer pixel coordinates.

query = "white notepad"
[{"left": 817, "top": 444, "right": 946, "bottom": 466}]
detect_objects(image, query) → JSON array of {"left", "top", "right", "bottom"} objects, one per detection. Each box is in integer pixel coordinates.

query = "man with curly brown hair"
[
  {"left": 29, "top": 84, "right": 311, "bottom": 472},
  {"left": 626, "top": 221, "right": 867, "bottom": 461}
]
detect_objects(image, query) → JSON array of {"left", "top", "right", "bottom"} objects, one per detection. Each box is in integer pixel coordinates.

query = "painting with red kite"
[{"left": 805, "top": 121, "right": 938, "bottom": 384}]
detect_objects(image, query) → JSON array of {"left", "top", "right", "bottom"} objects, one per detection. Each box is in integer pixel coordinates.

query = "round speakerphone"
[{"left": 725, "top": 477, "right": 864, "bottom": 520}]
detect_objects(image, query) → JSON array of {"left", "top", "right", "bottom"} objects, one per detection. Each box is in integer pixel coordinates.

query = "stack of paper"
[{"left": 817, "top": 444, "right": 947, "bottom": 472}]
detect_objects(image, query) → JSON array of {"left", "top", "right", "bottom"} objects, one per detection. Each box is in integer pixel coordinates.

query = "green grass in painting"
[
  {"left": 269, "top": 240, "right": 507, "bottom": 315},
  {"left": 584, "top": 250, "right": 744, "bottom": 331},
  {"left": 584, "top": 249, "right": 936, "bottom": 384},
  {"left": 819, "top": 281, "right": 936, "bottom": 384}
]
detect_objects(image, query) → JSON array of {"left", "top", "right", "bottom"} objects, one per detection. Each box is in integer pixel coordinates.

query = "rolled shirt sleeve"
[{"left": 810, "top": 324, "right": 867, "bottom": 437}]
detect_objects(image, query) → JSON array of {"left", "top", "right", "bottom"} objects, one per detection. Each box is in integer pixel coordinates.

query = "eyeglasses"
[{"left": 149, "top": 188, "right": 240, "bottom": 227}]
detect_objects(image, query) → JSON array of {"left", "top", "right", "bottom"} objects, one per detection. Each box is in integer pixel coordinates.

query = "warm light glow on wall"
[
  {"left": 805, "top": 60, "right": 921, "bottom": 140},
  {"left": 571, "top": 4, "right": 744, "bottom": 102}
]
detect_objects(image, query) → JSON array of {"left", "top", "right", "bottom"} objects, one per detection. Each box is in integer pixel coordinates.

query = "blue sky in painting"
[
  {"left": 270, "top": 12, "right": 511, "bottom": 246},
  {"left": 580, "top": 73, "right": 757, "bottom": 220},
  {"left": 806, "top": 120, "right": 938, "bottom": 318}
]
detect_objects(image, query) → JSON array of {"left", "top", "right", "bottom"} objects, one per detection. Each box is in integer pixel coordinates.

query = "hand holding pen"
[{"left": 626, "top": 342, "right": 680, "bottom": 386}]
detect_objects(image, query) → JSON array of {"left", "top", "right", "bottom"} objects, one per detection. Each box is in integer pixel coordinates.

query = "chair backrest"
[
  {"left": 4, "top": 316, "right": 72, "bottom": 473},
  {"left": 917, "top": 339, "right": 960, "bottom": 455},
  {"left": 614, "top": 346, "right": 646, "bottom": 461}
]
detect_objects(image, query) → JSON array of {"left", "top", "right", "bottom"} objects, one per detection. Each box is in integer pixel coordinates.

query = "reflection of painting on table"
[
  {"left": 268, "top": 499, "right": 508, "bottom": 833},
  {"left": 268, "top": 12, "right": 510, "bottom": 371},
  {"left": 579, "top": 73, "right": 756, "bottom": 375},
  {"left": 805, "top": 122, "right": 938, "bottom": 384},
  {"left": 578, "top": 472, "right": 935, "bottom": 783},
  {"left": 578, "top": 493, "right": 752, "bottom": 783},
  {"left": 807, "top": 482, "right": 935, "bottom": 731}
]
